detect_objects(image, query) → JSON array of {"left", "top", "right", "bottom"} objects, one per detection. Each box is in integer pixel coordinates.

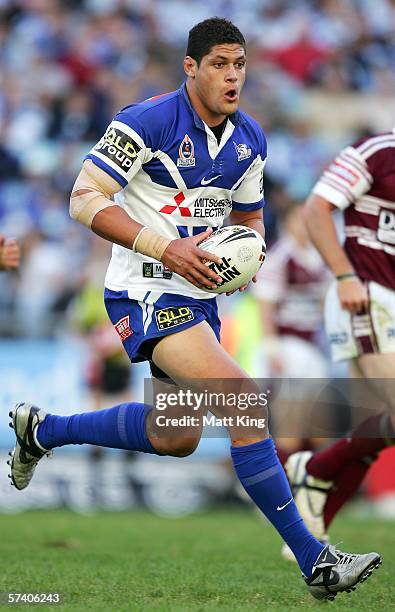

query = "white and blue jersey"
[
  {"left": 86, "top": 83, "right": 267, "bottom": 303},
  {"left": 87, "top": 84, "right": 267, "bottom": 366}
]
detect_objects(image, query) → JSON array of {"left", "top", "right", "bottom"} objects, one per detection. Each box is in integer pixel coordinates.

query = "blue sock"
[
  {"left": 231, "top": 437, "right": 324, "bottom": 577},
  {"left": 36, "top": 403, "right": 159, "bottom": 455}
]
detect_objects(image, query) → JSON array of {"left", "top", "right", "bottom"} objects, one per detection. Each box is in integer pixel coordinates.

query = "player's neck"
[{"left": 185, "top": 82, "right": 226, "bottom": 128}]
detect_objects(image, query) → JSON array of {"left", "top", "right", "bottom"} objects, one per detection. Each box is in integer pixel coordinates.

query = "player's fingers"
[
  {"left": 251, "top": 275, "right": 257, "bottom": 283},
  {"left": 192, "top": 257, "right": 222, "bottom": 283},
  {"left": 185, "top": 273, "right": 203, "bottom": 289},
  {"left": 194, "top": 246, "right": 222, "bottom": 265},
  {"left": 189, "top": 267, "right": 219, "bottom": 289},
  {"left": 193, "top": 228, "right": 213, "bottom": 245},
  {"left": 344, "top": 300, "right": 365, "bottom": 314},
  {"left": 185, "top": 271, "right": 215, "bottom": 290}
]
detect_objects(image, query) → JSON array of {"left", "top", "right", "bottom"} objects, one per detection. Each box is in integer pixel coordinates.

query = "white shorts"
[
  {"left": 325, "top": 281, "right": 395, "bottom": 362},
  {"left": 256, "top": 335, "right": 329, "bottom": 379}
]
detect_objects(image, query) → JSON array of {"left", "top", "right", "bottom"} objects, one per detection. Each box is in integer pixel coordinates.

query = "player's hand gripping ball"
[{"left": 199, "top": 225, "right": 266, "bottom": 293}]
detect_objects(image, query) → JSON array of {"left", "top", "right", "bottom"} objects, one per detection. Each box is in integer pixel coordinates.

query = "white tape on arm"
[
  {"left": 133, "top": 227, "right": 171, "bottom": 261},
  {"left": 70, "top": 160, "right": 122, "bottom": 227}
]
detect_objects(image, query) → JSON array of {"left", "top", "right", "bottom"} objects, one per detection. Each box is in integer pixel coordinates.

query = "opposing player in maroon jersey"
[{"left": 285, "top": 130, "right": 395, "bottom": 541}]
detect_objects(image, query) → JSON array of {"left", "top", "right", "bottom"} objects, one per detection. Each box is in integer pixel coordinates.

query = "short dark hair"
[{"left": 186, "top": 17, "right": 246, "bottom": 65}]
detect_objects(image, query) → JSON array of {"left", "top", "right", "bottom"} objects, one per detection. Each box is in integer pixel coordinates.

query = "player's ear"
[{"left": 184, "top": 56, "right": 198, "bottom": 78}]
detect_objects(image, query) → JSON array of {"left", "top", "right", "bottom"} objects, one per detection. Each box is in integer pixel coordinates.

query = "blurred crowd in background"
[{"left": 1, "top": 0, "right": 395, "bottom": 341}]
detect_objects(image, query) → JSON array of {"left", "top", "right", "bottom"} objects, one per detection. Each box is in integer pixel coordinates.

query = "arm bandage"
[
  {"left": 70, "top": 160, "right": 122, "bottom": 227},
  {"left": 133, "top": 227, "right": 171, "bottom": 261}
]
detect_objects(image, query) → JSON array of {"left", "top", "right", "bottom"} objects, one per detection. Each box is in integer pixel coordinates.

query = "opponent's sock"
[
  {"left": 307, "top": 414, "right": 394, "bottom": 481},
  {"left": 324, "top": 460, "right": 370, "bottom": 529},
  {"left": 231, "top": 437, "right": 324, "bottom": 577},
  {"left": 36, "top": 403, "right": 159, "bottom": 454}
]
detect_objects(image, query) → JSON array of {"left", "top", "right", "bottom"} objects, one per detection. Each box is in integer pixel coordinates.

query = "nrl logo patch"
[
  {"left": 177, "top": 134, "right": 196, "bottom": 167},
  {"left": 143, "top": 262, "right": 172, "bottom": 279},
  {"left": 233, "top": 141, "right": 252, "bottom": 162},
  {"left": 155, "top": 306, "right": 194, "bottom": 330}
]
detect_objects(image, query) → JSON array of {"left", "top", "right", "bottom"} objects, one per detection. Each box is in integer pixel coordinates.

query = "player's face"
[{"left": 185, "top": 44, "right": 246, "bottom": 125}]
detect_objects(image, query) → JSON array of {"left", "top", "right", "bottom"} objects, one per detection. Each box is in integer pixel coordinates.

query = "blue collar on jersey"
[{"left": 180, "top": 82, "right": 246, "bottom": 131}]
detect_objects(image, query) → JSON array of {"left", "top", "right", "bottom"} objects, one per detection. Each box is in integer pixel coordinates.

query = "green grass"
[{"left": 0, "top": 509, "right": 393, "bottom": 611}]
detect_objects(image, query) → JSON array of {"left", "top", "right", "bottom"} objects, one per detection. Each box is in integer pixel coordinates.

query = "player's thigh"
[
  {"left": 148, "top": 376, "right": 203, "bottom": 456},
  {"left": 355, "top": 352, "right": 395, "bottom": 411},
  {"left": 152, "top": 319, "right": 249, "bottom": 382},
  {"left": 152, "top": 320, "right": 268, "bottom": 442}
]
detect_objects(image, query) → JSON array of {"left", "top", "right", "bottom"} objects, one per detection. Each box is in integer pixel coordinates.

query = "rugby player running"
[{"left": 8, "top": 18, "right": 381, "bottom": 600}]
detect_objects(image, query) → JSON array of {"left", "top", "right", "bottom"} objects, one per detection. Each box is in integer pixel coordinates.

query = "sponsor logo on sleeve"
[
  {"left": 177, "top": 134, "right": 196, "bottom": 167},
  {"left": 94, "top": 126, "right": 141, "bottom": 172},
  {"left": 114, "top": 315, "right": 133, "bottom": 341},
  {"left": 155, "top": 306, "right": 194, "bottom": 330}
]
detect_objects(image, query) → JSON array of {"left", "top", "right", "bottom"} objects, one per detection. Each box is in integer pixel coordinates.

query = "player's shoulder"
[
  {"left": 119, "top": 89, "right": 179, "bottom": 119},
  {"left": 349, "top": 131, "right": 395, "bottom": 158},
  {"left": 114, "top": 90, "right": 181, "bottom": 146},
  {"left": 237, "top": 110, "right": 267, "bottom": 156}
]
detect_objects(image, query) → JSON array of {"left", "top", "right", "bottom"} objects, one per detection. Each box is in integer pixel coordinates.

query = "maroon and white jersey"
[
  {"left": 253, "top": 236, "right": 330, "bottom": 341},
  {"left": 313, "top": 130, "right": 395, "bottom": 290}
]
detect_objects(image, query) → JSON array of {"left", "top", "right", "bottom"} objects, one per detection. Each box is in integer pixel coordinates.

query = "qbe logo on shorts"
[{"left": 155, "top": 306, "right": 194, "bottom": 330}]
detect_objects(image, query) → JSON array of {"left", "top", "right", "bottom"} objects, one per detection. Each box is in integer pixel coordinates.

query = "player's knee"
[{"left": 152, "top": 436, "right": 200, "bottom": 457}]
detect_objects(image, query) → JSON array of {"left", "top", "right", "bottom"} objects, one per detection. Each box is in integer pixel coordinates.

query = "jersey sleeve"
[
  {"left": 232, "top": 128, "right": 267, "bottom": 211},
  {"left": 85, "top": 109, "right": 152, "bottom": 188},
  {"left": 312, "top": 145, "right": 373, "bottom": 210}
]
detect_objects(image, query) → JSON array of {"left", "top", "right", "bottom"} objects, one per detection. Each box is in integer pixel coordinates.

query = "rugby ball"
[{"left": 199, "top": 225, "right": 266, "bottom": 294}]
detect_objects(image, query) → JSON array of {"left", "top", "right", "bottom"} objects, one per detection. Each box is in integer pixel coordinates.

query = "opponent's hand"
[
  {"left": 161, "top": 228, "right": 223, "bottom": 289},
  {"left": 225, "top": 274, "right": 257, "bottom": 296},
  {"left": 337, "top": 276, "right": 369, "bottom": 314},
  {"left": 0, "top": 236, "right": 20, "bottom": 271}
]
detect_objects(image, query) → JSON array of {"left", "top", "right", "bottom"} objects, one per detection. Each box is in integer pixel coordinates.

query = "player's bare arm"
[
  {"left": 303, "top": 193, "right": 368, "bottom": 314},
  {"left": 70, "top": 161, "right": 223, "bottom": 289}
]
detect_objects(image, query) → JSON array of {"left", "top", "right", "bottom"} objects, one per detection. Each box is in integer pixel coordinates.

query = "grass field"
[{"left": 0, "top": 509, "right": 393, "bottom": 611}]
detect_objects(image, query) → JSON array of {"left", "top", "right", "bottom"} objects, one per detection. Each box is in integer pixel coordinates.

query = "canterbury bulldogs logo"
[
  {"left": 234, "top": 141, "right": 252, "bottom": 161},
  {"left": 177, "top": 134, "right": 196, "bottom": 167}
]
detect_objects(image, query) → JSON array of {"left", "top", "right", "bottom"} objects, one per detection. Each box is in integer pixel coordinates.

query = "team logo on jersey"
[
  {"left": 160, "top": 191, "right": 191, "bottom": 216},
  {"left": 114, "top": 315, "right": 133, "bottom": 341},
  {"left": 233, "top": 141, "right": 252, "bottom": 161},
  {"left": 155, "top": 306, "right": 194, "bottom": 330},
  {"left": 94, "top": 126, "right": 141, "bottom": 172},
  {"left": 177, "top": 134, "right": 196, "bottom": 167}
]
